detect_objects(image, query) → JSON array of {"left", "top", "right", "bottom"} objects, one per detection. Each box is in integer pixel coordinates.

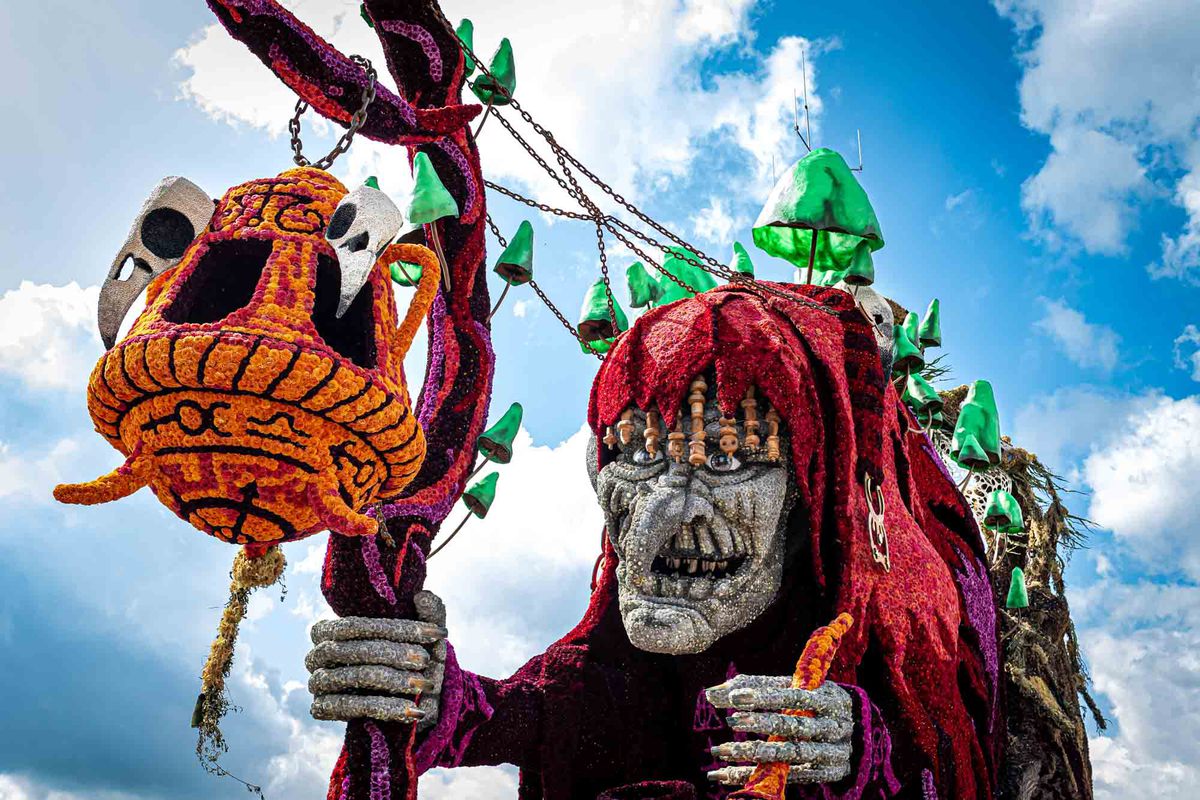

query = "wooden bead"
[
  {"left": 644, "top": 409, "right": 660, "bottom": 457},
  {"left": 742, "top": 387, "right": 760, "bottom": 448},
  {"left": 718, "top": 417, "right": 739, "bottom": 454},
  {"left": 688, "top": 377, "right": 708, "bottom": 466},
  {"left": 603, "top": 426, "right": 617, "bottom": 447},
  {"left": 616, "top": 409, "right": 634, "bottom": 445},
  {"left": 765, "top": 407, "right": 781, "bottom": 462},
  {"left": 667, "top": 416, "right": 686, "bottom": 463}
]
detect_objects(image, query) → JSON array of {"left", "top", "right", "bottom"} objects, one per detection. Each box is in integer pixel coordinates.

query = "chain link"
[{"left": 289, "top": 55, "right": 377, "bottom": 170}]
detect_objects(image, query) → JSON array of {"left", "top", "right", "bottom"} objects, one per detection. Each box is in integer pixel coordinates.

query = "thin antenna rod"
[
  {"left": 801, "top": 48, "right": 813, "bottom": 148},
  {"left": 771, "top": 153, "right": 777, "bottom": 184},
  {"left": 792, "top": 89, "right": 812, "bottom": 152},
  {"left": 851, "top": 129, "right": 864, "bottom": 172}
]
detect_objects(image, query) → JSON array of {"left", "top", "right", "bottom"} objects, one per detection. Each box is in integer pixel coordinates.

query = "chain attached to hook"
[{"left": 288, "top": 54, "right": 377, "bottom": 170}]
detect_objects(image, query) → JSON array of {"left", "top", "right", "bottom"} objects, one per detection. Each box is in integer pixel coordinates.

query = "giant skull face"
[{"left": 592, "top": 397, "right": 793, "bottom": 655}]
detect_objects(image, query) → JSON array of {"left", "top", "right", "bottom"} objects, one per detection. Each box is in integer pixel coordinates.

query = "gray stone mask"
[{"left": 591, "top": 403, "right": 792, "bottom": 655}]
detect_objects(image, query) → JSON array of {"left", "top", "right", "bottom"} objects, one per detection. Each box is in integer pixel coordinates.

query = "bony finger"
[
  {"left": 711, "top": 740, "right": 851, "bottom": 766},
  {"left": 305, "top": 640, "right": 430, "bottom": 673},
  {"left": 727, "top": 683, "right": 852, "bottom": 716},
  {"left": 728, "top": 711, "right": 853, "bottom": 742},
  {"left": 413, "top": 590, "right": 446, "bottom": 626},
  {"left": 705, "top": 675, "right": 790, "bottom": 708},
  {"left": 308, "top": 665, "right": 433, "bottom": 697},
  {"left": 311, "top": 694, "right": 424, "bottom": 724},
  {"left": 708, "top": 764, "right": 852, "bottom": 785},
  {"left": 311, "top": 617, "right": 446, "bottom": 646}
]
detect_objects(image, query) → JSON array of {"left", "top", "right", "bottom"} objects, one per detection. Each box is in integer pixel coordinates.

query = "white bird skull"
[
  {"left": 98, "top": 176, "right": 214, "bottom": 348},
  {"left": 325, "top": 185, "right": 406, "bottom": 318}
]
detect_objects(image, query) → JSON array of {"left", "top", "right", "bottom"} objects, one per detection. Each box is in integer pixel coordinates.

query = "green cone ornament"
[
  {"left": 457, "top": 19, "right": 476, "bottom": 78},
  {"left": 752, "top": 148, "right": 884, "bottom": 283},
  {"left": 464, "top": 472, "right": 499, "bottom": 518},
  {"left": 952, "top": 380, "right": 1001, "bottom": 466},
  {"left": 626, "top": 261, "right": 663, "bottom": 308},
  {"left": 954, "top": 432, "right": 990, "bottom": 472},
  {"left": 842, "top": 240, "right": 875, "bottom": 287},
  {"left": 730, "top": 241, "right": 756, "bottom": 277},
  {"left": 494, "top": 220, "right": 534, "bottom": 285},
  {"left": 359, "top": 3, "right": 374, "bottom": 28},
  {"left": 471, "top": 38, "right": 516, "bottom": 106},
  {"left": 656, "top": 247, "right": 719, "bottom": 306},
  {"left": 407, "top": 152, "right": 459, "bottom": 224},
  {"left": 581, "top": 338, "right": 614, "bottom": 356},
  {"left": 478, "top": 402, "right": 523, "bottom": 464},
  {"left": 577, "top": 278, "right": 629, "bottom": 341},
  {"left": 389, "top": 261, "right": 424, "bottom": 287},
  {"left": 1006, "top": 566, "right": 1030, "bottom": 609},
  {"left": 364, "top": 175, "right": 381, "bottom": 190},
  {"left": 984, "top": 490, "right": 1025, "bottom": 534},
  {"left": 902, "top": 312, "right": 921, "bottom": 353},
  {"left": 919, "top": 298, "right": 942, "bottom": 348},
  {"left": 892, "top": 324, "right": 925, "bottom": 375},
  {"left": 904, "top": 373, "right": 943, "bottom": 417}
]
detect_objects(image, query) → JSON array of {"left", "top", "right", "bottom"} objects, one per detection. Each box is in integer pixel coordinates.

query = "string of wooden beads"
[
  {"left": 742, "top": 387, "right": 760, "bottom": 448},
  {"left": 688, "top": 377, "right": 707, "bottom": 467},
  {"left": 667, "top": 416, "right": 686, "bottom": 463},
  {"left": 616, "top": 409, "right": 634, "bottom": 445},
  {"left": 718, "top": 417, "right": 738, "bottom": 454},
  {"left": 765, "top": 407, "right": 781, "bottom": 461},
  {"left": 603, "top": 426, "right": 617, "bottom": 447},
  {"left": 644, "top": 409, "right": 661, "bottom": 457}
]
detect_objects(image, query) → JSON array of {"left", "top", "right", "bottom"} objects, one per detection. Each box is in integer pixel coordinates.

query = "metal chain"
[
  {"left": 486, "top": 214, "right": 604, "bottom": 360},
  {"left": 289, "top": 55, "right": 377, "bottom": 170}
]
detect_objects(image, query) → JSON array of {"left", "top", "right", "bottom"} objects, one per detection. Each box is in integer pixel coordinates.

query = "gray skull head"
[
  {"left": 325, "top": 185, "right": 405, "bottom": 318},
  {"left": 591, "top": 395, "right": 792, "bottom": 655}
]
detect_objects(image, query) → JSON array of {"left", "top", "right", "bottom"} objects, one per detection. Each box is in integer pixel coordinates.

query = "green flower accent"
[{"left": 479, "top": 402, "right": 523, "bottom": 464}]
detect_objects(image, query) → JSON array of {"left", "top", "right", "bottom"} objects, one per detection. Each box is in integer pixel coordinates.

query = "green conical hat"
[
  {"left": 464, "top": 472, "right": 499, "bottom": 518},
  {"left": 494, "top": 220, "right": 534, "bottom": 285},
  {"left": 902, "top": 312, "right": 921, "bottom": 352},
  {"left": 456, "top": 19, "right": 476, "bottom": 78},
  {"left": 359, "top": 3, "right": 374, "bottom": 28},
  {"left": 904, "top": 373, "right": 943, "bottom": 415},
  {"left": 581, "top": 337, "right": 614, "bottom": 356},
  {"left": 471, "top": 38, "right": 516, "bottom": 106},
  {"left": 919, "top": 298, "right": 942, "bottom": 348},
  {"left": 407, "top": 152, "right": 459, "bottom": 225},
  {"left": 842, "top": 240, "right": 875, "bottom": 287},
  {"left": 752, "top": 148, "right": 884, "bottom": 273},
  {"left": 892, "top": 324, "right": 925, "bottom": 375},
  {"left": 953, "top": 380, "right": 1001, "bottom": 465},
  {"left": 984, "top": 490, "right": 1025, "bottom": 533},
  {"left": 1006, "top": 566, "right": 1029, "bottom": 609},
  {"left": 364, "top": 175, "right": 380, "bottom": 190},
  {"left": 478, "top": 402, "right": 523, "bottom": 464},
  {"left": 953, "top": 432, "right": 990, "bottom": 472},
  {"left": 626, "top": 261, "right": 662, "bottom": 308},
  {"left": 656, "top": 247, "right": 719, "bottom": 306},
  {"left": 389, "top": 261, "right": 424, "bottom": 287},
  {"left": 577, "top": 278, "right": 629, "bottom": 341},
  {"left": 729, "top": 241, "right": 755, "bottom": 276}
]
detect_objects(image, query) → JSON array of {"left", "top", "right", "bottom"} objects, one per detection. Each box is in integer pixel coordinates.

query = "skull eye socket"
[
  {"left": 327, "top": 202, "right": 356, "bottom": 241},
  {"left": 141, "top": 207, "right": 198, "bottom": 260},
  {"left": 706, "top": 452, "right": 741, "bottom": 473},
  {"left": 633, "top": 448, "right": 663, "bottom": 465}
]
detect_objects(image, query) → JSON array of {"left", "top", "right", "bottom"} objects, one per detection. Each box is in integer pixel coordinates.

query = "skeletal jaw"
[{"left": 596, "top": 410, "right": 790, "bottom": 655}]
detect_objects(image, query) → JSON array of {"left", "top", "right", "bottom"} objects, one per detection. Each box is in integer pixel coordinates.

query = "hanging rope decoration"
[{"left": 455, "top": 32, "right": 834, "bottom": 356}]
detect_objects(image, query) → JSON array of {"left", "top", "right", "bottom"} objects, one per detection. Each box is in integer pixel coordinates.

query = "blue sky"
[{"left": 1, "top": 1, "right": 1198, "bottom": 798}]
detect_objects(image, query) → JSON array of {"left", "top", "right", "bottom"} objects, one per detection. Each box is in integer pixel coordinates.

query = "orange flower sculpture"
[{"left": 54, "top": 167, "right": 439, "bottom": 545}]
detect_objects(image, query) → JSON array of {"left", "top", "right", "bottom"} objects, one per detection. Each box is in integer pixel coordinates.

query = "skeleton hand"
[
  {"left": 705, "top": 675, "right": 854, "bottom": 786},
  {"left": 307, "top": 590, "right": 447, "bottom": 729}
]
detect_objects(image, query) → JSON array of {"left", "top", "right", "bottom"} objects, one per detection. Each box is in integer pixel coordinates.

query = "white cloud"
[
  {"left": 690, "top": 196, "right": 742, "bottom": 246},
  {"left": 994, "top": 0, "right": 1200, "bottom": 277},
  {"left": 175, "top": 1, "right": 830, "bottom": 214},
  {"left": 0, "top": 438, "right": 83, "bottom": 505},
  {"left": 511, "top": 299, "right": 530, "bottom": 319},
  {"left": 1012, "top": 385, "right": 1154, "bottom": 468},
  {"left": 1083, "top": 394, "right": 1200, "bottom": 578},
  {"left": 1173, "top": 324, "right": 1200, "bottom": 381},
  {"left": 1034, "top": 297, "right": 1121, "bottom": 372},
  {"left": 0, "top": 282, "right": 100, "bottom": 391},
  {"left": 944, "top": 188, "right": 974, "bottom": 212}
]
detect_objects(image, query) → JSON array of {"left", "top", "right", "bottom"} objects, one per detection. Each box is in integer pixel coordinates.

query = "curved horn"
[{"left": 308, "top": 472, "right": 377, "bottom": 538}]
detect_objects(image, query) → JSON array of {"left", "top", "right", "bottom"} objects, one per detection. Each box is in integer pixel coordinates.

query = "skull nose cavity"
[{"left": 343, "top": 231, "right": 370, "bottom": 253}]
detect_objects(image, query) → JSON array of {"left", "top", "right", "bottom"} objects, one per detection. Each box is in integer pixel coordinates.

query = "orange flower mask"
[{"left": 54, "top": 167, "right": 439, "bottom": 545}]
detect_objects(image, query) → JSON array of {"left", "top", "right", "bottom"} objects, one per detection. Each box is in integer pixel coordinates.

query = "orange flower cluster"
[{"left": 54, "top": 167, "right": 439, "bottom": 545}]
